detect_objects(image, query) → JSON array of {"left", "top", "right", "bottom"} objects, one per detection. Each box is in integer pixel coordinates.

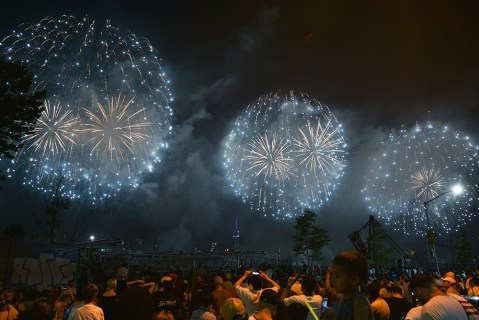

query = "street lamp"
[{"left": 423, "top": 183, "right": 463, "bottom": 275}]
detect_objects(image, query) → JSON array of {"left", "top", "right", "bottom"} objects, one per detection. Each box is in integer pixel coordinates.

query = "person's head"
[
  {"left": 389, "top": 285, "right": 404, "bottom": 297},
  {"left": 1, "top": 289, "right": 16, "bottom": 305},
  {"left": 106, "top": 278, "right": 117, "bottom": 291},
  {"left": 81, "top": 284, "right": 100, "bottom": 303},
  {"left": 440, "top": 276, "right": 455, "bottom": 289},
  {"left": 50, "top": 287, "right": 63, "bottom": 300},
  {"left": 199, "top": 293, "right": 214, "bottom": 308},
  {"left": 366, "top": 281, "right": 381, "bottom": 301},
  {"left": 258, "top": 288, "right": 279, "bottom": 315},
  {"left": 331, "top": 251, "right": 369, "bottom": 295},
  {"left": 214, "top": 276, "right": 224, "bottom": 288},
  {"left": 300, "top": 275, "right": 317, "bottom": 295},
  {"left": 221, "top": 298, "right": 246, "bottom": 320},
  {"left": 379, "top": 287, "right": 389, "bottom": 298},
  {"left": 249, "top": 274, "right": 263, "bottom": 290},
  {"left": 20, "top": 297, "right": 55, "bottom": 320},
  {"left": 160, "top": 276, "right": 173, "bottom": 293},
  {"left": 471, "top": 276, "right": 479, "bottom": 287},
  {"left": 410, "top": 274, "right": 438, "bottom": 305}
]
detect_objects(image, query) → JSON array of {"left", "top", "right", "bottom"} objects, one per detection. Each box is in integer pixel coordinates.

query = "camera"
[{"left": 321, "top": 298, "right": 328, "bottom": 311}]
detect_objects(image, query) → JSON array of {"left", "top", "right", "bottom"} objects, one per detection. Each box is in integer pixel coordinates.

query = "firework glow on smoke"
[
  {"left": 1, "top": 15, "right": 173, "bottom": 203},
  {"left": 223, "top": 91, "right": 347, "bottom": 219},
  {"left": 362, "top": 122, "right": 479, "bottom": 235}
]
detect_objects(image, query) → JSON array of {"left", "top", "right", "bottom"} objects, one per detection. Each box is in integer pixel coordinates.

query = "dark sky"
[{"left": 1, "top": 0, "right": 479, "bottom": 265}]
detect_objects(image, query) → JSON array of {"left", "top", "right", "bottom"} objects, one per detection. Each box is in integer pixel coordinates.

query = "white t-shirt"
[
  {"left": 421, "top": 294, "right": 468, "bottom": 320},
  {"left": 283, "top": 294, "right": 322, "bottom": 320},
  {"left": 404, "top": 306, "right": 422, "bottom": 320},
  {"left": 234, "top": 286, "right": 260, "bottom": 316},
  {"left": 235, "top": 286, "right": 279, "bottom": 317},
  {"left": 68, "top": 303, "right": 104, "bottom": 320}
]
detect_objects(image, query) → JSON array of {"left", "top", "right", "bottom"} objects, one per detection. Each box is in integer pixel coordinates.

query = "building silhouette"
[{"left": 233, "top": 216, "right": 240, "bottom": 252}]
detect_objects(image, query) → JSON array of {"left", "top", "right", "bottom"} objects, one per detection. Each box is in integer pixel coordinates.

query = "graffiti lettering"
[{"left": 11, "top": 253, "right": 76, "bottom": 291}]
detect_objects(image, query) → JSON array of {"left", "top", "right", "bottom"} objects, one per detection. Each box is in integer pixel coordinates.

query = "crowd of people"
[{"left": 1, "top": 250, "right": 479, "bottom": 320}]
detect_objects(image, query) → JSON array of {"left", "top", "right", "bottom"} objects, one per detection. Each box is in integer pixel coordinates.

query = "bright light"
[
  {"left": 90, "top": 235, "right": 95, "bottom": 241},
  {"left": 451, "top": 184, "right": 464, "bottom": 195}
]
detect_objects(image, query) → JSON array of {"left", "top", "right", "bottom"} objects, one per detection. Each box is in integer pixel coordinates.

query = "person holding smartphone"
[{"left": 233, "top": 269, "right": 280, "bottom": 317}]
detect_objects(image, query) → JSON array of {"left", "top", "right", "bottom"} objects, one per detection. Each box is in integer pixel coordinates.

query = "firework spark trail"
[
  {"left": 223, "top": 91, "right": 347, "bottom": 219},
  {"left": 22, "top": 100, "right": 80, "bottom": 158},
  {"left": 1, "top": 15, "right": 173, "bottom": 203},
  {"left": 244, "top": 132, "right": 293, "bottom": 180},
  {"left": 362, "top": 122, "right": 479, "bottom": 234},
  {"left": 410, "top": 167, "right": 446, "bottom": 200},
  {"left": 82, "top": 95, "right": 152, "bottom": 162},
  {"left": 294, "top": 118, "right": 345, "bottom": 177}
]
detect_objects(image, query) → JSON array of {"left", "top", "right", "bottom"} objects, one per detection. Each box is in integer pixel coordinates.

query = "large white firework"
[
  {"left": 362, "top": 122, "right": 479, "bottom": 235},
  {"left": 1, "top": 15, "right": 173, "bottom": 203},
  {"left": 223, "top": 91, "right": 347, "bottom": 219}
]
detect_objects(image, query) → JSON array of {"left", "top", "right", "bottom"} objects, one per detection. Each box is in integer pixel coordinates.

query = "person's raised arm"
[
  {"left": 260, "top": 271, "right": 280, "bottom": 289},
  {"left": 280, "top": 272, "right": 299, "bottom": 301},
  {"left": 141, "top": 282, "right": 156, "bottom": 295},
  {"left": 127, "top": 279, "right": 145, "bottom": 286},
  {"left": 233, "top": 270, "right": 252, "bottom": 288}
]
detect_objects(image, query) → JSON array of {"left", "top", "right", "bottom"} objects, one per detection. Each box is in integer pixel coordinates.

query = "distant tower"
[{"left": 233, "top": 217, "right": 240, "bottom": 252}]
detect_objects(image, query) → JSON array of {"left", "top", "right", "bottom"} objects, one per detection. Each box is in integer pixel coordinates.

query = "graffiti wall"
[{"left": 0, "top": 240, "right": 78, "bottom": 291}]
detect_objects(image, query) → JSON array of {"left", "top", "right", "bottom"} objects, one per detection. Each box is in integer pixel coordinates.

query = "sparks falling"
[
  {"left": 362, "top": 122, "right": 479, "bottom": 235},
  {"left": 1, "top": 15, "right": 173, "bottom": 203},
  {"left": 223, "top": 90, "right": 347, "bottom": 219}
]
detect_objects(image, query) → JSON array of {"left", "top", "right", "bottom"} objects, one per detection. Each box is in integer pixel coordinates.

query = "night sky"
[{"left": 1, "top": 1, "right": 479, "bottom": 264}]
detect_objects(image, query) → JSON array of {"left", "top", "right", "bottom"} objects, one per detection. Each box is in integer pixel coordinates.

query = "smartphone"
[
  {"left": 252, "top": 271, "right": 260, "bottom": 275},
  {"left": 63, "top": 308, "right": 70, "bottom": 320},
  {"left": 321, "top": 298, "right": 328, "bottom": 311}
]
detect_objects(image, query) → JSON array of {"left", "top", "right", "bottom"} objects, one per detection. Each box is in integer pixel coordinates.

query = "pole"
[{"left": 424, "top": 203, "right": 441, "bottom": 275}]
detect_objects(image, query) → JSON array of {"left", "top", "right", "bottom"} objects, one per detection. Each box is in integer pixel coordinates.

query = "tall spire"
[{"left": 233, "top": 216, "right": 240, "bottom": 252}]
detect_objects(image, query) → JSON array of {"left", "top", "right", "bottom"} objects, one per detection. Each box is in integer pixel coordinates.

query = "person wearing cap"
[
  {"left": 248, "top": 289, "right": 279, "bottom": 320},
  {"left": 440, "top": 276, "right": 460, "bottom": 295},
  {"left": 410, "top": 273, "right": 479, "bottom": 319},
  {"left": 282, "top": 275, "right": 323, "bottom": 320},
  {"left": 221, "top": 298, "right": 246, "bottom": 320},
  {"left": 153, "top": 276, "right": 181, "bottom": 319}
]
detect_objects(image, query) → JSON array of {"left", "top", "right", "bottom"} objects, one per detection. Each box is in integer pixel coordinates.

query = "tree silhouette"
[
  {"left": 292, "top": 209, "right": 330, "bottom": 273},
  {"left": 34, "top": 177, "right": 70, "bottom": 243},
  {"left": 0, "top": 59, "right": 45, "bottom": 189}
]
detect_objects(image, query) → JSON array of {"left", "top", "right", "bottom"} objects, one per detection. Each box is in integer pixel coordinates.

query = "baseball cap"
[
  {"left": 441, "top": 276, "right": 456, "bottom": 284},
  {"left": 259, "top": 288, "right": 279, "bottom": 305}
]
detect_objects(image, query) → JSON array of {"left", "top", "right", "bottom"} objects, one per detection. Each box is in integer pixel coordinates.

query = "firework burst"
[
  {"left": 1, "top": 15, "right": 173, "bottom": 202},
  {"left": 22, "top": 99, "right": 80, "bottom": 159},
  {"left": 223, "top": 90, "right": 347, "bottom": 219},
  {"left": 362, "top": 122, "right": 479, "bottom": 234}
]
